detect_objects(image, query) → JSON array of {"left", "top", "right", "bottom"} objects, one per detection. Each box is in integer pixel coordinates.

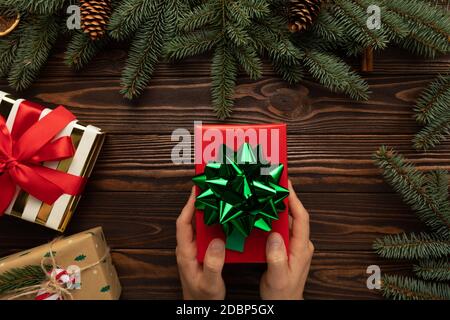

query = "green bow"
[{"left": 193, "top": 143, "right": 289, "bottom": 252}]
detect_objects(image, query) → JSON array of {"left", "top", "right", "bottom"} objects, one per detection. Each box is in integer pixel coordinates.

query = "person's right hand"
[
  {"left": 260, "top": 180, "right": 314, "bottom": 300},
  {"left": 176, "top": 187, "right": 226, "bottom": 300}
]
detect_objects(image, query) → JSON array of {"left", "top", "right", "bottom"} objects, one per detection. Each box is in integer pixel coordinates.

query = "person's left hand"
[{"left": 176, "top": 187, "right": 226, "bottom": 300}]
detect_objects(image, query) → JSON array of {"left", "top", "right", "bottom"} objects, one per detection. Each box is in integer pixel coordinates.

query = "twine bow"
[{"left": 7, "top": 239, "right": 110, "bottom": 300}]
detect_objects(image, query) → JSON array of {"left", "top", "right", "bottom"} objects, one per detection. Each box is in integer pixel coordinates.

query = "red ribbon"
[{"left": 0, "top": 101, "right": 86, "bottom": 215}]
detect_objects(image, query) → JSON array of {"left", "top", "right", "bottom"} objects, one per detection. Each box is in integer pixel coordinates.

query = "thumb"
[
  {"left": 202, "top": 238, "right": 226, "bottom": 284},
  {"left": 265, "top": 232, "right": 289, "bottom": 281}
]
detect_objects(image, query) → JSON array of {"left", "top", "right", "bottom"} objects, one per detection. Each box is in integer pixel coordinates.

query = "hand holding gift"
[{"left": 176, "top": 181, "right": 314, "bottom": 300}]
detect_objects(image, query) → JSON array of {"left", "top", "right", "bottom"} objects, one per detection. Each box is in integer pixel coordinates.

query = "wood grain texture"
[
  {"left": 0, "top": 192, "right": 424, "bottom": 251},
  {"left": 0, "top": 74, "right": 444, "bottom": 135},
  {"left": 83, "top": 134, "right": 450, "bottom": 193},
  {"left": 0, "top": 41, "right": 449, "bottom": 299},
  {"left": 111, "top": 249, "right": 411, "bottom": 300}
]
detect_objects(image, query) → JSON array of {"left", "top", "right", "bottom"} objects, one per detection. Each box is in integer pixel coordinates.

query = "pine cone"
[
  {"left": 80, "top": 0, "right": 111, "bottom": 40},
  {"left": 288, "top": 0, "right": 322, "bottom": 33}
]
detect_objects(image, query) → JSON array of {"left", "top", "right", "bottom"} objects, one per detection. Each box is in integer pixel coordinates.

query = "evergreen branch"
[
  {"left": 211, "top": 43, "right": 238, "bottom": 119},
  {"left": 120, "top": 0, "right": 171, "bottom": 99},
  {"left": 0, "top": 30, "right": 21, "bottom": 78},
  {"left": 414, "top": 74, "right": 450, "bottom": 125},
  {"left": 166, "top": 30, "right": 219, "bottom": 60},
  {"left": 332, "top": 0, "right": 388, "bottom": 50},
  {"left": 7, "top": 15, "right": 59, "bottom": 91},
  {"left": 65, "top": 31, "right": 109, "bottom": 71},
  {"left": 373, "top": 146, "right": 450, "bottom": 238},
  {"left": 177, "top": 1, "right": 216, "bottom": 32},
  {"left": 303, "top": 49, "right": 370, "bottom": 100},
  {"left": 373, "top": 232, "right": 450, "bottom": 259},
  {"left": 381, "top": 274, "right": 450, "bottom": 300},
  {"left": 272, "top": 58, "right": 304, "bottom": 84},
  {"left": 385, "top": 0, "right": 450, "bottom": 39},
  {"left": 414, "top": 258, "right": 450, "bottom": 281},
  {"left": 309, "top": 10, "right": 345, "bottom": 44},
  {"left": 108, "top": 0, "right": 160, "bottom": 40},
  {"left": 0, "top": 265, "right": 46, "bottom": 295},
  {"left": 233, "top": 46, "right": 262, "bottom": 80},
  {"left": 426, "top": 170, "right": 449, "bottom": 204},
  {"left": 0, "top": 0, "right": 68, "bottom": 15},
  {"left": 352, "top": 0, "right": 410, "bottom": 41},
  {"left": 413, "top": 114, "right": 450, "bottom": 150}
]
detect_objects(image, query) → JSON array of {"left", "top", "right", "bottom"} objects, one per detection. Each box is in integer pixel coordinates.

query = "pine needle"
[
  {"left": 381, "top": 274, "right": 450, "bottom": 300},
  {"left": 414, "top": 258, "right": 450, "bottom": 281},
  {"left": 373, "top": 232, "right": 450, "bottom": 259}
]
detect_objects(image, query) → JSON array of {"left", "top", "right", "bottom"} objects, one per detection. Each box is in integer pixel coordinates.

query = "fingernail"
[
  {"left": 267, "top": 233, "right": 283, "bottom": 251},
  {"left": 209, "top": 239, "right": 225, "bottom": 253}
]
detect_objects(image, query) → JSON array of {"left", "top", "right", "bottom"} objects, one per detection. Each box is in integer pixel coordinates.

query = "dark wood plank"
[
  {"left": 0, "top": 74, "right": 444, "bottom": 135},
  {"left": 83, "top": 134, "right": 450, "bottom": 193},
  {"left": 35, "top": 46, "right": 450, "bottom": 78},
  {"left": 0, "top": 192, "right": 424, "bottom": 252},
  {"left": 110, "top": 249, "right": 411, "bottom": 300}
]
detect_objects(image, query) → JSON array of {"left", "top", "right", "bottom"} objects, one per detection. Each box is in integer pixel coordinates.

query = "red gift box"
[{"left": 194, "top": 123, "right": 289, "bottom": 263}]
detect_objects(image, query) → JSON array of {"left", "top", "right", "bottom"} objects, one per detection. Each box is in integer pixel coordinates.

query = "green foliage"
[
  {"left": 120, "top": 0, "right": 176, "bottom": 99},
  {"left": 65, "top": 31, "right": 110, "bottom": 70},
  {"left": 414, "top": 258, "right": 450, "bottom": 281},
  {"left": 0, "top": 0, "right": 448, "bottom": 118},
  {"left": 413, "top": 75, "right": 450, "bottom": 150},
  {"left": 0, "top": 29, "right": 21, "bottom": 78},
  {"left": 108, "top": 0, "right": 160, "bottom": 40},
  {"left": 373, "top": 232, "right": 450, "bottom": 259},
  {"left": 381, "top": 275, "right": 450, "bottom": 300},
  {"left": 302, "top": 49, "right": 369, "bottom": 100},
  {"left": 373, "top": 146, "right": 450, "bottom": 239},
  {"left": 373, "top": 148, "right": 450, "bottom": 300},
  {"left": 414, "top": 115, "right": 450, "bottom": 151},
  {"left": 7, "top": 15, "right": 59, "bottom": 91},
  {"left": 331, "top": 0, "right": 388, "bottom": 50},
  {"left": 166, "top": 0, "right": 278, "bottom": 118},
  {"left": 211, "top": 43, "right": 238, "bottom": 119},
  {"left": 0, "top": 0, "right": 69, "bottom": 15},
  {"left": 385, "top": 0, "right": 450, "bottom": 58},
  {"left": 0, "top": 265, "right": 46, "bottom": 295}
]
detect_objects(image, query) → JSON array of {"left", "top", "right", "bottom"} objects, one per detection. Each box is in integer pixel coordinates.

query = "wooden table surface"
[{"left": 0, "top": 43, "right": 449, "bottom": 299}]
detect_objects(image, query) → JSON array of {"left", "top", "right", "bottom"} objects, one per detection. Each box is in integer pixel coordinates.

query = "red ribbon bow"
[{"left": 0, "top": 101, "right": 86, "bottom": 215}]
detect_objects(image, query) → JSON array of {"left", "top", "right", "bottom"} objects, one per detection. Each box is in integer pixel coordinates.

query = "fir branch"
[
  {"left": 373, "top": 232, "right": 450, "bottom": 259},
  {"left": 352, "top": 0, "right": 410, "bottom": 41},
  {"left": 211, "top": 43, "right": 238, "bottom": 119},
  {"left": 414, "top": 258, "right": 450, "bottom": 281},
  {"left": 373, "top": 146, "right": 450, "bottom": 238},
  {"left": 302, "top": 49, "right": 370, "bottom": 100},
  {"left": 381, "top": 274, "right": 450, "bottom": 300},
  {"left": 65, "top": 31, "right": 110, "bottom": 71},
  {"left": 308, "top": 10, "right": 345, "bottom": 44},
  {"left": 386, "top": 0, "right": 450, "bottom": 57},
  {"left": 7, "top": 15, "right": 59, "bottom": 91},
  {"left": 0, "top": 265, "right": 46, "bottom": 295},
  {"left": 272, "top": 58, "right": 304, "bottom": 84},
  {"left": 385, "top": 0, "right": 450, "bottom": 39},
  {"left": 414, "top": 74, "right": 450, "bottom": 125},
  {"left": 108, "top": 0, "right": 160, "bottom": 40},
  {"left": 0, "top": 0, "right": 68, "bottom": 15},
  {"left": 0, "top": 31, "right": 21, "bottom": 78},
  {"left": 166, "top": 30, "right": 219, "bottom": 60},
  {"left": 426, "top": 170, "right": 449, "bottom": 204},
  {"left": 120, "top": 0, "right": 173, "bottom": 99},
  {"left": 177, "top": 1, "right": 217, "bottom": 32},
  {"left": 413, "top": 115, "right": 450, "bottom": 150},
  {"left": 232, "top": 46, "right": 262, "bottom": 80},
  {"left": 331, "top": 0, "right": 388, "bottom": 50}
]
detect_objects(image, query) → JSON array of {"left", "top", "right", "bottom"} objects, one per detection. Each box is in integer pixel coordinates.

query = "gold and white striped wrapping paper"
[{"left": 0, "top": 92, "right": 105, "bottom": 231}]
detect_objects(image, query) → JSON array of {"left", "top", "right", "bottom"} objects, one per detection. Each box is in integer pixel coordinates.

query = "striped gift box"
[{"left": 0, "top": 91, "right": 105, "bottom": 231}]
